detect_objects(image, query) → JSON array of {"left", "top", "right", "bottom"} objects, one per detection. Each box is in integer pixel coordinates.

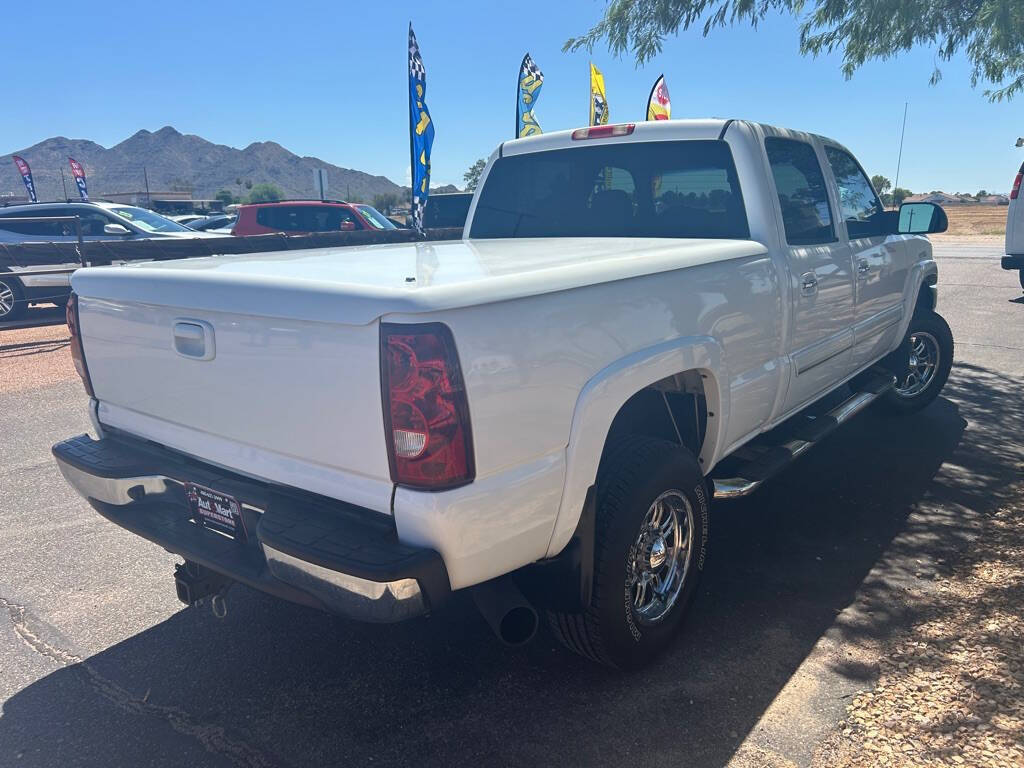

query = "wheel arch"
[{"left": 544, "top": 336, "right": 727, "bottom": 558}]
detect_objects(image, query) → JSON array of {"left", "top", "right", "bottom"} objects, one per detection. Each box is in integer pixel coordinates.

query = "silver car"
[{"left": 0, "top": 201, "right": 219, "bottom": 320}]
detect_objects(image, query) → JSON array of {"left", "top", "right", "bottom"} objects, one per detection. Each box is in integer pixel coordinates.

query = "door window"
[
  {"left": 78, "top": 210, "right": 116, "bottom": 236},
  {"left": 765, "top": 138, "right": 835, "bottom": 246},
  {"left": 0, "top": 208, "right": 67, "bottom": 237},
  {"left": 824, "top": 146, "right": 885, "bottom": 239}
]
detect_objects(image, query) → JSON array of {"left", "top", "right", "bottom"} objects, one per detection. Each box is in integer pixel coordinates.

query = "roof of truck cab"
[{"left": 498, "top": 118, "right": 851, "bottom": 158}]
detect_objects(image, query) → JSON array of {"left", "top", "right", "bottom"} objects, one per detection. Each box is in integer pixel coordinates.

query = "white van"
[{"left": 1004, "top": 160, "right": 1024, "bottom": 290}]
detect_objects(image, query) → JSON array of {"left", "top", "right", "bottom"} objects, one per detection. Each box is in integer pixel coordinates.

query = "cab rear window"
[{"left": 469, "top": 140, "right": 749, "bottom": 240}]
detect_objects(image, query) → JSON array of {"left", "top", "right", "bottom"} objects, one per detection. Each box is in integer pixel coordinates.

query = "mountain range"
[{"left": 0, "top": 126, "right": 404, "bottom": 203}]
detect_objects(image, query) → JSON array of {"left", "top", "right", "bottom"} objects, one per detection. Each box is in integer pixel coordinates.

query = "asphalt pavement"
[{"left": 1, "top": 241, "right": 1021, "bottom": 768}]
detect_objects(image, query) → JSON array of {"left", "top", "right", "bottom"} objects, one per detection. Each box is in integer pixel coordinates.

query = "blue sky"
[{"left": 4, "top": 1, "right": 1021, "bottom": 194}]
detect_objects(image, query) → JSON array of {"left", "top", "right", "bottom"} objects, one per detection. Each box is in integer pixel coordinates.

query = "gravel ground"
[
  {"left": 814, "top": 500, "right": 1024, "bottom": 767},
  {"left": 0, "top": 322, "right": 72, "bottom": 393}
]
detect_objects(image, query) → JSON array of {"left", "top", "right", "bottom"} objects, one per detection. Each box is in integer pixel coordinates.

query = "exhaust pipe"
[{"left": 471, "top": 576, "right": 538, "bottom": 647}]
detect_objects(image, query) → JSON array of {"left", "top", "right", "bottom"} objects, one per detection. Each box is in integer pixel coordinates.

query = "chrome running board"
[{"left": 711, "top": 373, "right": 896, "bottom": 500}]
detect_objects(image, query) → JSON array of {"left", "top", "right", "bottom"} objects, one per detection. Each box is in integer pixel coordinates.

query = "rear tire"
[
  {"left": 0, "top": 275, "right": 25, "bottom": 321},
  {"left": 880, "top": 310, "right": 953, "bottom": 414},
  {"left": 547, "top": 437, "right": 710, "bottom": 669}
]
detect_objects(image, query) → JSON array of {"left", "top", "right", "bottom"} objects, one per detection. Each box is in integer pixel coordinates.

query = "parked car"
[
  {"left": 187, "top": 214, "right": 236, "bottom": 232},
  {"left": 1002, "top": 159, "right": 1024, "bottom": 290},
  {"left": 170, "top": 214, "right": 207, "bottom": 226},
  {"left": 231, "top": 200, "right": 396, "bottom": 236},
  {"left": 0, "top": 201, "right": 220, "bottom": 320},
  {"left": 420, "top": 191, "right": 473, "bottom": 229},
  {"left": 54, "top": 119, "right": 952, "bottom": 668}
]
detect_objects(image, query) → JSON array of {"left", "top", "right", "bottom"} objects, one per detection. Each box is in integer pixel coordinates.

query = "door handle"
[
  {"left": 800, "top": 272, "right": 818, "bottom": 296},
  {"left": 857, "top": 260, "right": 871, "bottom": 280},
  {"left": 173, "top": 319, "right": 216, "bottom": 360}
]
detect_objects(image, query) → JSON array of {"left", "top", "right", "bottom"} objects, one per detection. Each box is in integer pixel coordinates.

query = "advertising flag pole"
[
  {"left": 408, "top": 23, "right": 416, "bottom": 230},
  {"left": 516, "top": 54, "right": 527, "bottom": 139},
  {"left": 60, "top": 167, "right": 69, "bottom": 201},
  {"left": 893, "top": 101, "right": 908, "bottom": 207}
]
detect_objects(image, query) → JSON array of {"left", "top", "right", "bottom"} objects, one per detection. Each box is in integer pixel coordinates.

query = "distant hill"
[{"left": 0, "top": 126, "right": 403, "bottom": 203}]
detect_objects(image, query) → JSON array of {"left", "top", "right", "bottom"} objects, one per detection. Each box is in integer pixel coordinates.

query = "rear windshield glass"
[
  {"left": 469, "top": 140, "right": 749, "bottom": 240},
  {"left": 424, "top": 194, "right": 472, "bottom": 228}
]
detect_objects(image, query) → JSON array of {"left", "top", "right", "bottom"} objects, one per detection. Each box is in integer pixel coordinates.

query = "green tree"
[
  {"left": 214, "top": 189, "right": 236, "bottom": 206},
  {"left": 892, "top": 187, "right": 912, "bottom": 205},
  {"left": 246, "top": 183, "right": 284, "bottom": 203},
  {"left": 567, "top": 0, "right": 1024, "bottom": 101},
  {"left": 463, "top": 158, "right": 486, "bottom": 191},
  {"left": 373, "top": 193, "right": 400, "bottom": 214},
  {"left": 871, "top": 174, "right": 892, "bottom": 196},
  {"left": 977, "top": 189, "right": 989, "bottom": 197}
]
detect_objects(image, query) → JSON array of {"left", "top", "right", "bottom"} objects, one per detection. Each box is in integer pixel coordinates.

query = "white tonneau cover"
[{"left": 71, "top": 237, "right": 767, "bottom": 326}]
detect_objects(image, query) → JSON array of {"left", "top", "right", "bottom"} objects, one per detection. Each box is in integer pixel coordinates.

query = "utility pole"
[
  {"left": 144, "top": 166, "right": 151, "bottom": 207},
  {"left": 893, "top": 102, "right": 909, "bottom": 207},
  {"left": 60, "top": 166, "right": 69, "bottom": 200}
]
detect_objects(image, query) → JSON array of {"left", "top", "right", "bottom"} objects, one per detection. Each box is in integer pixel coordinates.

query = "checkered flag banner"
[
  {"left": 517, "top": 53, "right": 545, "bottom": 138},
  {"left": 408, "top": 23, "right": 434, "bottom": 233},
  {"left": 408, "top": 26, "right": 425, "bottom": 80},
  {"left": 521, "top": 54, "right": 542, "bottom": 84},
  {"left": 411, "top": 194, "right": 426, "bottom": 231}
]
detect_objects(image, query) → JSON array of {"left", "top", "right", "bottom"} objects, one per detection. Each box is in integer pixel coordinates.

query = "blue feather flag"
[{"left": 408, "top": 24, "right": 434, "bottom": 232}]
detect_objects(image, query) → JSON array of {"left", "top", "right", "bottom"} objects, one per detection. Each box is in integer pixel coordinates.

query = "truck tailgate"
[{"left": 76, "top": 295, "right": 393, "bottom": 514}]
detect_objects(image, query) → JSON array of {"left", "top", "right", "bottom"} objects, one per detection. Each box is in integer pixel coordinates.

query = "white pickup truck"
[{"left": 54, "top": 119, "right": 953, "bottom": 669}]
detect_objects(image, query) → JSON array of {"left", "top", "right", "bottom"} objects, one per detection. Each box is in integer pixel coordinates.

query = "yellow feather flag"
[{"left": 589, "top": 63, "right": 608, "bottom": 126}]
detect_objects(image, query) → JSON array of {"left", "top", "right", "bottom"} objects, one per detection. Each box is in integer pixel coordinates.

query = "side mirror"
[
  {"left": 897, "top": 202, "right": 947, "bottom": 235},
  {"left": 103, "top": 222, "right": 131, "bottom": 236},
  {"left": 339, "top": 220, "right": 356, "bottom": 232}
]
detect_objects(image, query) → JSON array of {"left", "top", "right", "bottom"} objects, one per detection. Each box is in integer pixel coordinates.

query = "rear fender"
[{"left": 544, "top": 336, "right": 726, "bottom": 557}]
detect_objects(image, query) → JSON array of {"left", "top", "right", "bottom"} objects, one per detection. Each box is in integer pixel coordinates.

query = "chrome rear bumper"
[{"left": 53, "top": 433, "right": 449, "bottom": 623}]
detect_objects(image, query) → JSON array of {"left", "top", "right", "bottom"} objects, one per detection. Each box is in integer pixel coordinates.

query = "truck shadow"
[{"left": 2, "top": 362, "right": 1020, "bottom": 768}]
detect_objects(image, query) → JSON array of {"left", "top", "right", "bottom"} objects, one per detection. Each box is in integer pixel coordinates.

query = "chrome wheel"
[
  {"left": 0, "top": 280, "right": 15, "bottom": 318},
  {"left": 627, "top": 489, "right": 694, "bottom": 625},
  {"left": 895, "top": 331, "right": 940, "bottom": 398}
]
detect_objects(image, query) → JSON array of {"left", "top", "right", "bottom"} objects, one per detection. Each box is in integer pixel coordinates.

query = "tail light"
[
  {"left": 571, "top": 123, "right": 635, "bottom": 140},
  {"left": 65, "top": 292, "right": 94, "bottom": 397},
  {"left": 381, "top": 323, "right": 474, "bottom": 490},
  {"left": 1011, "top": 163, "right": 1023, "bottom": 200}
]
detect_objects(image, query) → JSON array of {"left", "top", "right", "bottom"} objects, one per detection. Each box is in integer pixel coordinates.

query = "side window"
[
  {"left": 328, "top": 207, "right": 362, "bottom": 230},
  {"left": 79, "top": 211, "right": 115, "bottom": 236},
  {"left": 257, "top": 206, "right": 303, "bottom": 231},
  {"left": 824, "top": 146, "right": 885, "bottom": 238},
  {"left": 765, "top": 137, "right": 835, "bottom": 246},
  {"left": 0, "top": 209, "right": 65, "bottom": 237}
]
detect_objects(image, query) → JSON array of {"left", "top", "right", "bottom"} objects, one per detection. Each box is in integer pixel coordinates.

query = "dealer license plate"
[{"left": 186, "top": 483, "right": 244, "bottom": 539}]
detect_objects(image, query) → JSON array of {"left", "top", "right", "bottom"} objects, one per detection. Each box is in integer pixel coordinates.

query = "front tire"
[
  {"left": 1018, "top": 268, "right": 1023, "bottom": 292},
  {"left": 880, "top": 310, "right": 953, "bottom": 414},
  {"left": 0, "top": 275, "right": 24, "bottom": 321},
  {"left": 548, "top": 437, "right": 710, "bottom": 669}
]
